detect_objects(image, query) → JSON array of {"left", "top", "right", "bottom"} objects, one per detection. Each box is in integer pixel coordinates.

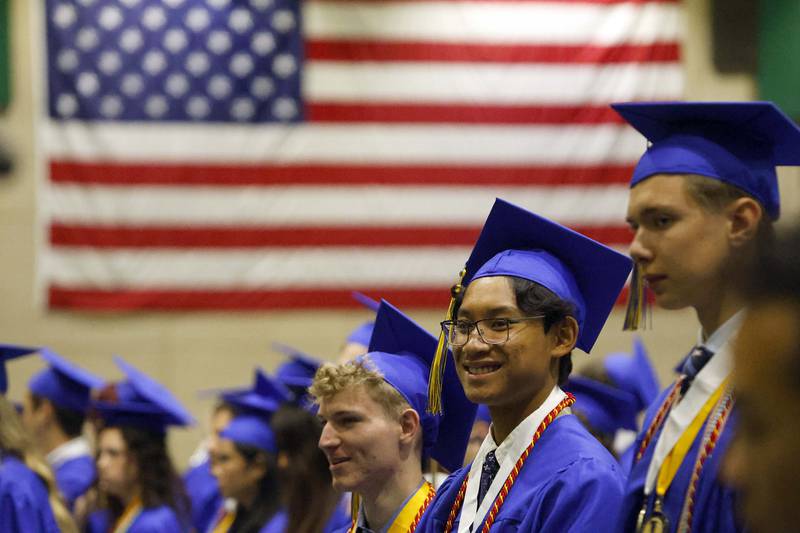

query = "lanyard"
[
  {"left": 111, "top": 496, "right": 142, "bottom": 533},
  {"left": 654, "top": 377, "right": 729, "bottom": 498}
]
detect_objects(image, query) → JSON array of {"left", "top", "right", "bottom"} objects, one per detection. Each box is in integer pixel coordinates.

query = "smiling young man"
[
  {"left": 419, "top": 198, "right": 632, "bottom": 533},
  {"left": 612, "top": 102, "right": 800, "bottom": 533},
  {"left": 311, "top": 300, "right": 475, "bottom": 533}
]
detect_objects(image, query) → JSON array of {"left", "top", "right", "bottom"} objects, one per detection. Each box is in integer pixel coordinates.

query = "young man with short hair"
[
  {"left": 311, "top": 300, "right": 475, "bottom": 533},
  {"left": 23, "top": 348, "right": 103, "bottom": 509},
  {"left": 614, "top": 101, "right": 800, "bottom": 532}
]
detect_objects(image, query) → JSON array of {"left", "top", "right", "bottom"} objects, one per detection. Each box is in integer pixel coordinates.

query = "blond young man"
[{"left": 311, "top": 300, "right": 474, "bottom": 533}]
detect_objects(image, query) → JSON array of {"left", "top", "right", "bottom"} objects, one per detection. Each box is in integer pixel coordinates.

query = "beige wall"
[{"left": 1, "top": 0, "right": 797, "bottom": 466}]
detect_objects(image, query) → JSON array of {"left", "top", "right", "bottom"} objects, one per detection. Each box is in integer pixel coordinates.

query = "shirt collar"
[
  {"left": 698, "top": 308, "right": 746, "bottom": 353},
  {"left": 47, "top": 436, "right": 91, "bottom": 468}
]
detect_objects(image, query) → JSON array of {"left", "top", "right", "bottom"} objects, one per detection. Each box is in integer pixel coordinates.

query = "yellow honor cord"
[
  {"left": 655, "top": 378, "right": 730, "bottom": 497},
  {"left": 427, "top": 268, "right": 467, "bottom": 415},
  {"left": 386, "top": 482, "right": 434, "bottom": 533},
  {"left": 111, "top": 495, "right": 143, "bottom": 533},
  {"left": 211, "top": 508, "right": 237, "bottom": 533}
]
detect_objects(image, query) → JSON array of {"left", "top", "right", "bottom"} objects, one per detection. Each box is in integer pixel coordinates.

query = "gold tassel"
[
  {"left": 350, "top": 492, "right": 360, "bottom": 523},
  {"left": 623, "top": 262, "right": 649, "bottom": 330},
  {"left": 427, "top": 268, "right": 467, "bottom": 415}
]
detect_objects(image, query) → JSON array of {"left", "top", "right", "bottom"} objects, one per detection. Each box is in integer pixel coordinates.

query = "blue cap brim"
[{"left": 219, "top": 415, "right": 277, "bottom": 453}]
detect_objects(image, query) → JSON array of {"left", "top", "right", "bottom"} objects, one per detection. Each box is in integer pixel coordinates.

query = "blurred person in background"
[
  {"left": 23, "top": 348, "right": 104, "bottom": 509},
  {"left": 724, "top": 224, "right": 800, "bottom": 532},
  {"left": 184, "top": 400, "right": 237, "bottom": 533},
  {"left": 85, "top": 356, "right": 193, "bottom": 532},
  {"left": 271, "top": 403, "right": 349, "bottom": 532},
  {"left": 1, "top": 345, "right": 77, "bottom": 532},
  {"left": 208, "top": 414, "right": 282, "bottom": 532}
]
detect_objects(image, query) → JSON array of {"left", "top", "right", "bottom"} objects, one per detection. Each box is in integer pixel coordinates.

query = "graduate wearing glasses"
[{"left": 420, "top": 198, "right": 632, "bottom": 533}]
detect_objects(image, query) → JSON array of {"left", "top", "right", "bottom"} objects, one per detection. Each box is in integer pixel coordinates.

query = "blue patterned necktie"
[
  {"left": 680, "top": 345, "right": 714, "bottom": 394},
  {"left": 476, "top": 450, "right": 500, "bottom": 510}
]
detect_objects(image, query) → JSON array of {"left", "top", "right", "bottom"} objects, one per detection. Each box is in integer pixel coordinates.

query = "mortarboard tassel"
[
  {"left": 427, "top": 268, "right": 467, "bottom": 415},
  {"left": 623, "top": 262, "right": 649, "bottom": 330},
  {"left": 350, "top": 492, "right": 360, "bottom": 524}
]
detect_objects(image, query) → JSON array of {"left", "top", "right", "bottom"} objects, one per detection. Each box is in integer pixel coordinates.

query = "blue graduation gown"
[
  {"left": 616, "top": 385, "right": 742, "bottom": 533},
  {"left": 419, "top": 415, "right": 624, "bottom": 532},
  {"left": 88, "top": 505, "right": 188, "bottom": 533},
  {"left": 55, "top": 454, "right": 96, "bottom": 509},
  {"left": 0, "top": 455, "right": 60, "bottom": 533},
  {"left": 183, "top": 459, "right": 222, "bottom": 533}
]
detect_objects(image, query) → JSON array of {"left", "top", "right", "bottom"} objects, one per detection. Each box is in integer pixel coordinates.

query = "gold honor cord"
[
  {"left": 636, "top": 378, "right": 730, "bottom": 533},
  {"left": 211, "top": 508, "right": 236, "bottom": 533},
  {"left": 111, "top": 495, "right": 143, "bottom": 533},
  {"left": 348, "top": 482, "right": 435, "bottom": 533}
]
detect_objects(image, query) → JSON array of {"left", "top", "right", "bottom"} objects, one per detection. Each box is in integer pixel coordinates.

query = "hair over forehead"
[{"left": 309, "top": 357, "right": 410, "bottom": 420}]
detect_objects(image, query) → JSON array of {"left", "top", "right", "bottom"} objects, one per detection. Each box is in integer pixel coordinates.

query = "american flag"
[{"left": 39, "top": 0, "right": 683, "bottom": 311}]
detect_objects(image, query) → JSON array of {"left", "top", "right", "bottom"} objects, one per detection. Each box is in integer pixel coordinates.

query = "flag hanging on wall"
[{"left": 38, "top": 0, "right": 683, "bottom": 311}]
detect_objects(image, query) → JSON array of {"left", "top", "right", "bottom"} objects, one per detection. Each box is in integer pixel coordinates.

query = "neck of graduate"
[
  {"left": 489, "top": 359, "right": 560, "bottom": 444},
  {"left": 362, "top": 448, "right": 425, "bottom": 531}
]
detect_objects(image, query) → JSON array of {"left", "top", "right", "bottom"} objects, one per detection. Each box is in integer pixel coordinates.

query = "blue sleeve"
[
  {"left": 531, "top": 457, "right": 625, "bottom": 533},
  {"left": 0, "top": 490, "right": 35, "bottom": 532}
]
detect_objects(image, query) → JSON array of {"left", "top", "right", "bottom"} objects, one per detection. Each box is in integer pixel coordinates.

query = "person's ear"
[
  {"left": 398, "top": 408, "right": 421, "bottom": 446},
  {"left": 550, "top": 316, "right": 578, "bottom": 359},
  {"left": 727, "top": 197, "right": 763, "bottom": 248}
]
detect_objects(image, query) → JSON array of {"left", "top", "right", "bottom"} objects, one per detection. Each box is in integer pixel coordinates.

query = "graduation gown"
[
  {"left": 209, "top": 503, "right": 350, "bottom": 533},
  {"left": 184, "top": 459, "right": 222, "bottom": 533},
  {"left": 55, "top": 454, "right": 96, "bottom": 508},
  {"left": 419, "top": 415, "right": 625, "bottom": 532},
  {"left": 616, "top": 386, "right": 741, "bottom": 533},
  {"left": 0, "top": 455, "right": 60, "bottom": 533},
  {"left": 88, "top": 505, "right": 188, "bottom": 533}
]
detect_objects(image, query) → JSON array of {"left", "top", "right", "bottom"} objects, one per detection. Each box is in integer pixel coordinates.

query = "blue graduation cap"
[
  {"left": 93, "top": 355, "right": 194, "bottom": 432},
  {"left": 603, "top": 337, "right": 659, "bottom": 411},
  {"left": 28, "top": 348, "right": 104, "bottom": 413},
  {"left": 462, "top": 198, "right": 632, "bottom": 353},
  {"left": 222, "top": 367, "right": 291, "bottom": 415},
  {"left": 219, "top": 414, "right": 277, "bottom": 454},
  {"left": 428, "top": 198, "right": 632, "bottom": 413},
  {"left": 611, "top": 101, "right": 800, "bottom": 220},
  {"left": 364, "top": 299, "right": 476, "bottom": 473},
  {"left": 0, "top": 343, "right": 39, "bottom": 394},
  {"left": 564, "top": 376, "right": 640, "bottom": 434},
  {"left": 272, "top": 342, "right": 321, "bottom": 390},
  {"left": 345, "top": 291, "right": 380, "bottom": 346}
]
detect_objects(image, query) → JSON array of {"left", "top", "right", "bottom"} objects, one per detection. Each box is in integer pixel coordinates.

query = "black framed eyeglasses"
[{"left": 440, "top": 316, "right": 545, "bottom": 347}]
